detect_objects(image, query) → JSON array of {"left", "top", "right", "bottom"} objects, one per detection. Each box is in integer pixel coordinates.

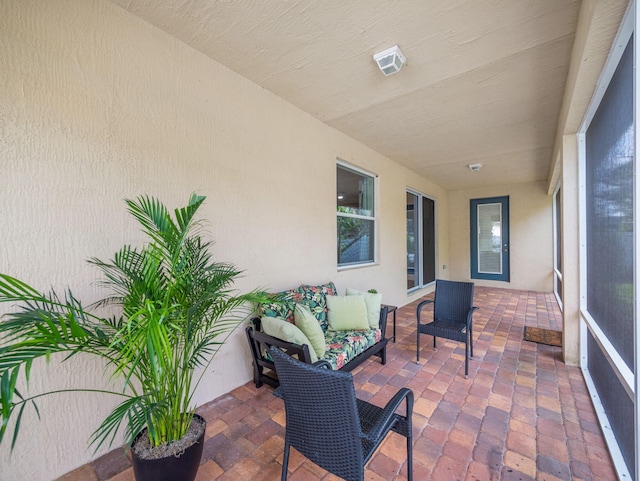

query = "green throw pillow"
[
  {"left": 294, "top": 304, "right": 326, "bottom": 358},
  {"left": 326, "top": 295, "right": 369, "bottom": 331},
  {"left": 346, "top": 287, "right": 383, "bottom": 328},
  {"left": 261, "top": 316, "right": 318, "bottom": 363}
]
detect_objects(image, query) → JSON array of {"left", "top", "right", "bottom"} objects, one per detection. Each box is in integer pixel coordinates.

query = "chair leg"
[
  {"left": 281, "top": 441, "right": 291, "bottom": 481},
  {"left": 433, "top": 335, "right": 437, "bottom": 349},
  {"left": 406, "top": 394, "right": 414, "bottom": 481},
  {"left": 416, "top": 326, "right": 421, "bottom": 364},
  {"left": 253, "top": 363, "right": 263, "bottom": 388},
  {"left": 464, "top": 341, "right": 469, "bottom": 379},
  {"left": 470, "top": 323, "right": 474, "bottom": 358},
  {"left": 407, "top": 431, "right": 413, "bottom": 481}
]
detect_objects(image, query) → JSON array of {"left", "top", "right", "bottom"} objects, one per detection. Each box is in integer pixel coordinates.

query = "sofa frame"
[{"left": 246, "top": 305, "right": 389, "bottom": 388}]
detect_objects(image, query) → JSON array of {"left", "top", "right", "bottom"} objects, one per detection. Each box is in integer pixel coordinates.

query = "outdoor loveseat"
[{"left": 245, "top": 282, "right": 389, "bottom": 388}]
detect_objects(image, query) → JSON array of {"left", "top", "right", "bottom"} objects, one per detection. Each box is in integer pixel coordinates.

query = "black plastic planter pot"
[{"left": 130, "top": 415, "right": 206, "bottom": 481}]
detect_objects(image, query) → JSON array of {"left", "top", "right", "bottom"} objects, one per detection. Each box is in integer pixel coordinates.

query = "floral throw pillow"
[
  {"left": 259, "top": 288, "right": 302, "bottom": 324},
  {"left": 296, "top": 281, "right": 337, "bottom": 330}
]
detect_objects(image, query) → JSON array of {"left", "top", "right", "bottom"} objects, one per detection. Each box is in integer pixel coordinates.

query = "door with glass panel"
[
  {"left": 470, "top": 196, "right": 510, "bottom": 281},
  {"left": 407, "top": 191, "right": 436, "bottom": 291}
]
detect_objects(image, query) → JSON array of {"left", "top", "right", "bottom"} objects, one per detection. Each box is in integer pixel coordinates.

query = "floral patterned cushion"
[
  {"left": 296, "top": 282, "right": 337, "bottom": 331},
  {"left": 259, "top": 288, "right": 302, "bottom": 324},
  {"left": 321, "top": 328, "right": 381, "bottom": 370}
]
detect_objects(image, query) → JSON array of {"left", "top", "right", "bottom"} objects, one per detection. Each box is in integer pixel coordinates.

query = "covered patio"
[
  {"left": 2, "top": 0, "right": 637, "bottom": 478},
  {"left": 60, "top": 287, "right": 615, "bottom": 481}
]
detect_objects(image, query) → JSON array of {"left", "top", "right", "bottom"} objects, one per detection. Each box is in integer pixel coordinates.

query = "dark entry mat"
[{"left": 523, "top": 326, "right": 562, "bottom": 347}]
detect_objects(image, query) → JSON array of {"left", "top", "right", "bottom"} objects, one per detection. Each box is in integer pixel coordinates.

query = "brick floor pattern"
[{"left": 57, "top": 287, "right": 617, "bottom": 481}]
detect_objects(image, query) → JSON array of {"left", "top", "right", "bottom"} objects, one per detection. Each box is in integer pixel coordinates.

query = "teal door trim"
[{"left": 470, "top": 196, "right": 510, "bottom": 281}]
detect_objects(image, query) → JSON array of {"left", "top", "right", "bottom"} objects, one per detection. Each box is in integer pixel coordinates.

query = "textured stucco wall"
[
  {"left": 447, "top": 181, "right": 553, "bottom": 292},
  {"left": 0, "top": 0, "right": 447, "bottom": 479}
]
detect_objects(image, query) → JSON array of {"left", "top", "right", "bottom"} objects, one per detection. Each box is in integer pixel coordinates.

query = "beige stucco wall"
[
  {"left": 0, "top": 1, "right": 447, "bottom": 479},
  {"left": 447, "top": 181, "right": 553, "bottom": 292}
]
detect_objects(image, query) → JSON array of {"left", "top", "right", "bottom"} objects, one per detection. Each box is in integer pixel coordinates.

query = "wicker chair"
[
  {"left": 270, "top": 346, "right": 414, "bottom": 481},
  {"left": 416, "top": 279, "right": 478, "bottom": 378}
]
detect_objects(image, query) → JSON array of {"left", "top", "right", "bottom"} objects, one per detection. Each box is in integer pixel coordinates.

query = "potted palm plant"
[{"left": 0, "top": 193, "right": 266, "bottom": 481}]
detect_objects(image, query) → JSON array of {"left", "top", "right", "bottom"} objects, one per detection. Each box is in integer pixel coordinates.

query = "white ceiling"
[{"left": 108, "top": 0, "right": 581, "bottom": 191}]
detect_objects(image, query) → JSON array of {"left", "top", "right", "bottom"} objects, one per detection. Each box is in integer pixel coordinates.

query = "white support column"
[{"left": 561, "top": 133, "right": 580, "bottom": 365}]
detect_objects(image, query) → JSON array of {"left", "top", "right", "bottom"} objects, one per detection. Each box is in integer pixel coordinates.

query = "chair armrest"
[
  {"left": 361, "top": 387, "right": 414, "bottom": 443},
  {"left": 378, "top": 304, "right": 389, "bottom": 338},
  {"left": 466, "top": 306, "right": 479, "bottom": 327},
  {"left": 416, "top": 299, "right": 434, "bottom": 323},
  {"left": 312, "top": 359, "right": 333, "bottom": 370},
  {"left": 248, "top": 324, "right": 315, "bottom": 364}
]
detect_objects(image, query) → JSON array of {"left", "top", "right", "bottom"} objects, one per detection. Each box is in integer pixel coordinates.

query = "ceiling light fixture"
[
  {"left": 468, "top": 163, "right": 483, "bottom": 172},
  {"left": 373, "top": 45, "right": 406, "bottom": 76}
]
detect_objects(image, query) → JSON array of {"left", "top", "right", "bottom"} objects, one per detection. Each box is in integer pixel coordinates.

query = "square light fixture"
[
  {"left": 468, "top": 163, "right": 483, "bottom": 172},
  {"left": 373, "top": 45, "right": 406, "bottom": 76}
]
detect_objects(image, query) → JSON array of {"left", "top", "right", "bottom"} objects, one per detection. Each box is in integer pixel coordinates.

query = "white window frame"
[{"left": 336, "top": 160, "right": 377, "bottom": 269}]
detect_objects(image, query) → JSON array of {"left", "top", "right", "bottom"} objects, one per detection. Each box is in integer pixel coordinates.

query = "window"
[
  {"left": 407, "top": 190, "right": 436, "bottom": 291},
  {"left": 337, "top": 163, "right": 375, "bottom": 267}
]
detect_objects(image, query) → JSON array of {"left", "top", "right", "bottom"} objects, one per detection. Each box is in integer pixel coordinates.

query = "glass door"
[
  {"left": 406, "top": 192, "right": 419, "bottom": 290},
  {"left": 470, "top": 196, "right": 510, "bottom": 281},
  {"left": 407, "top": 191, "right": 436, "bottom": 291}
]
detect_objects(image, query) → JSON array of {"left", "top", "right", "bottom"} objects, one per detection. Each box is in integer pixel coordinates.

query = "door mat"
[{"left": 523, "top": 326, "right": 562, "bottom": 347}]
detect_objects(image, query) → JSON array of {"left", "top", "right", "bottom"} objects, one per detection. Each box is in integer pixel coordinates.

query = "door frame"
[{"left": 470, "top": 196, "right": 510, "bottom": 282}]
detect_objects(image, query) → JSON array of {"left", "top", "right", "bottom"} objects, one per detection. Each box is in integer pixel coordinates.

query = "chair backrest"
[
  {"left": 434, "top": 279, "right": 475, "bottom": 323},
  {"left": 270, "top": 347, "right": 365, "bottom": 478}
]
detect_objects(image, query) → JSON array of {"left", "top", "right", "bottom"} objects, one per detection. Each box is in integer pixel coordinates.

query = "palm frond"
[
  {"left": 174, "top": 194, "right": 206, "bottom": 231},
  {"left": 0, "top": 367, "right": 20, "bottom": 445},
  {"left": 0, "top": 274, "right": 43, "bottom": 301},
  {"left": 125, "top": 195, "right": 176, "bottom": 249},
  {"left": 88, "top": 394, "right": 167, "bottom": 451}
]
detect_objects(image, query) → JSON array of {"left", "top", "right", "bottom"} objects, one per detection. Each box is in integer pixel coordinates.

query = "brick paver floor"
[{"left": 57, "top": 287, "right": 616, "bottom": 481}]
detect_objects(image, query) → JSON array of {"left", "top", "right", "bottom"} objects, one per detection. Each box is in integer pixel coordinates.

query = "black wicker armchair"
[
  {"left": 416, "top": 279, "right": 478, "bottom": 378},
  {"left": 270, "top": 347, "right": 414, "bottom": 481}
]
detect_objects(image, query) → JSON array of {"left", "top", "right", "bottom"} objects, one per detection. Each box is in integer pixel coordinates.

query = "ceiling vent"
[
  {"left": 373, "top": 45, "right": 406, "bottom": 76},
  {"left": 468, "top": 163, "right": 483, "bottom": 172}
]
